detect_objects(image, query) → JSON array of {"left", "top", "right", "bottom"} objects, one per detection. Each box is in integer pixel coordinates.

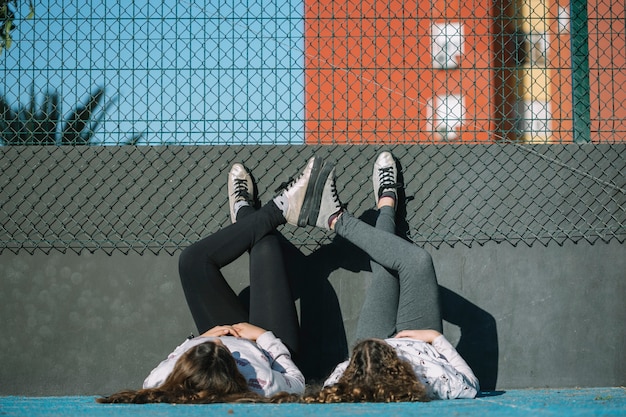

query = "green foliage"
[
  {"left": 0, "top": 85, "right": 110, "bottom": 145},
  {"left": 1, "top": 0, "right": 34, "bottom": 54}
]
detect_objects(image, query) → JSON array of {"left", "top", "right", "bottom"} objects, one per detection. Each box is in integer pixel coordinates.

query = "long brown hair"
[
  {"left": 98, "top": 341, "right": 278, "bottom": 404},
  {"left": 303, "top": 339, "right": 430, "bottom": 403}
]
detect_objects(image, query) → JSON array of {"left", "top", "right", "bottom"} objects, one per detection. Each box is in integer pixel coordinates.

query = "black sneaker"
[{"left": 227, "top": 163, "right": 254, "bottom": 223}]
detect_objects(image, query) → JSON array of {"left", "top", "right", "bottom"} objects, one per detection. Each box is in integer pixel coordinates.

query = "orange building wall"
[
  {"left": 304, "top": 0, "right": 493, "bottom": 144},
  {"left": 588, "top": 0, "right": 625, "bottom": 143},
  {"left": 305, "top": 0, "right": 624, "bottom": 144},
  {"left": 549, "top": 0, "right": 573, "bottom": 142},
  {"left": 549, "top": 0, "right": 625, "bottom": 143}
]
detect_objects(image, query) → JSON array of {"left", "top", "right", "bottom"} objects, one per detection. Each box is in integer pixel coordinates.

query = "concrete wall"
[
  {"left": 1, "top": 241, "right": 624, "bottom": 395},
  {"left": 1, "top": 145, "right": 624, "bottom": 395}
]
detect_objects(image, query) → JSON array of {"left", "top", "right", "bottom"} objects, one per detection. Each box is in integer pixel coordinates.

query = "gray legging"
[{"left": 335, "top": 207, "right": 442, "bottom": 340}]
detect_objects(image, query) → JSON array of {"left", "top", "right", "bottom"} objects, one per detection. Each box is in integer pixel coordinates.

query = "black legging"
[{"left": 178, "top": 201, "right": 299, "bottom": 353}]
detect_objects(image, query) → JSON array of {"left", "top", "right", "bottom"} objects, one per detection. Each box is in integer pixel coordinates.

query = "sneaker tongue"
[{"left": 328, "top": 211, "right": 341, "bottom": 229}]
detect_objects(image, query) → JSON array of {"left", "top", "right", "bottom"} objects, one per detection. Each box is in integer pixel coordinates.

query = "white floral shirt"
[
  {"left": 143, "top": 331, "right": 305, "bottom": 396},
  {"left": 323, "top": 335, "right": 479, "bottom": 399}
]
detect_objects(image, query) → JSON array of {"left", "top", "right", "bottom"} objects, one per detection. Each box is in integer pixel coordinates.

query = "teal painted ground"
[{"left": 1, "top": 388, "right": 624, "bottom": 417}]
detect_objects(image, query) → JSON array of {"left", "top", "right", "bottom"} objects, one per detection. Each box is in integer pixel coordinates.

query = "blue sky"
[{"left": 1, "top": 0, "right": 305, "bottom": 145}]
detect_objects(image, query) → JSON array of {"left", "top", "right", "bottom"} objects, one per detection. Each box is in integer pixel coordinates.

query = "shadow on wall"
[
  {"left": 239, "top": 207, "right": 499, "bottom": 390},
  {"left": 439, "top": 286, "right": 499, "bottom": 390}
]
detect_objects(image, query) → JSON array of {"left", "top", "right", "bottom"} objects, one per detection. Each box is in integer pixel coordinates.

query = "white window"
[
  {"left": 427, "top": 94, "right": 465, "bottom": 140},
  {"left": 431, "top": 22, "right": 463, "bottom": 69},
  {"left": 558, "top": 6, "right": 570, "bottom": 33},
  {"left": 515, "top": 100, "right": 551, "bottom": 136}
]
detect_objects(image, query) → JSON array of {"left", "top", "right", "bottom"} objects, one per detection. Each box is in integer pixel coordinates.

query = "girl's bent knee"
[
  {"left": 405, "top": 246, "right": 434, "bottom": 271},
  {"left": 178, "top": 244, "right": 208, "bottom": 279}
]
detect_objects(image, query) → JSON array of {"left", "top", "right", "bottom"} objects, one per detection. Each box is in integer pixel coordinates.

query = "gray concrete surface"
[{"left": 1, "top": 239, "right": 624, "bottom": 395}]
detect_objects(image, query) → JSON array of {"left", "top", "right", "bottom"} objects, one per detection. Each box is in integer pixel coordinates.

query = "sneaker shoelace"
[
  {"left": 233, "top": 178, "right": 252, "bottom": 203},
  {"left": 377, "top": 166, "right": 403, "bottom": 198},
  {"left": 274, "top": 170, "right": 307, "bottom": 193},
  {"left": 327, "top": 178, "right": 347, "bottom": 228},
  {"left": 274, "top": 177, "right": 294, "bottom": 193},
  {"left": 329, "top": 178, "right": 340, "bottom": 206}
]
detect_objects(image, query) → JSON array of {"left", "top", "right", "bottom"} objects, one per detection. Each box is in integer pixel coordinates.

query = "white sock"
[
  {"left": 233, "top": 200, "right": 249, "bottom": 218},
  {"left": 273, "top": 194, "right": 288, "bottom": 217}
]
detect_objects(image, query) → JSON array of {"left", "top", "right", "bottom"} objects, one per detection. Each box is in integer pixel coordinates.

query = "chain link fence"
[{"left": 1, "top": 0, "right": 625, "bottom": 255}]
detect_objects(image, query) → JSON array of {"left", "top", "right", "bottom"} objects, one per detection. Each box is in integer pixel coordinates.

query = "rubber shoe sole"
[
  {"left": 291, "top": 156, "right": 323, "bottom": 226},
  {"left": 307, "top": 160, "right": 336, "bottom": 228}
]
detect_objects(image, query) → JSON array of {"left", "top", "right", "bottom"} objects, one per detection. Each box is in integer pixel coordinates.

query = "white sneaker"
[
  {"left": 372, "top": 151, "right": 401, "bottom": 206},
  {"left": 227, "top": 163, "right": 254, "bottom": 223},
  {"left": 274, "top": 156, "right": 323, "bottom": 226}
]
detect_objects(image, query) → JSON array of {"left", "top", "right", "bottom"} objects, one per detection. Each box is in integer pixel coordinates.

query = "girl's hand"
[
  {"left": 394, "top": 329, "right": 442, "bottom": 344},
  {"left": 200, "top": 325, "right": 240, "bottom": 338},
  {"left": 232, "top": 322, "right": 267, "bottom": 341}
]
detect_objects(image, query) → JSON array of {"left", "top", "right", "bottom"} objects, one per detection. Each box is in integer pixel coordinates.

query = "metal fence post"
[{"left": 570, "top": 0, "right": 591, "bottom": 143}]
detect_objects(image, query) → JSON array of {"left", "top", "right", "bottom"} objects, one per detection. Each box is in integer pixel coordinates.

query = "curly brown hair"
[
  {"left": 303, "top": 339, "right": 430, "bottom": 403},
  {"left": 97, "top": 341, "right": 291, "bottom": 404}
]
